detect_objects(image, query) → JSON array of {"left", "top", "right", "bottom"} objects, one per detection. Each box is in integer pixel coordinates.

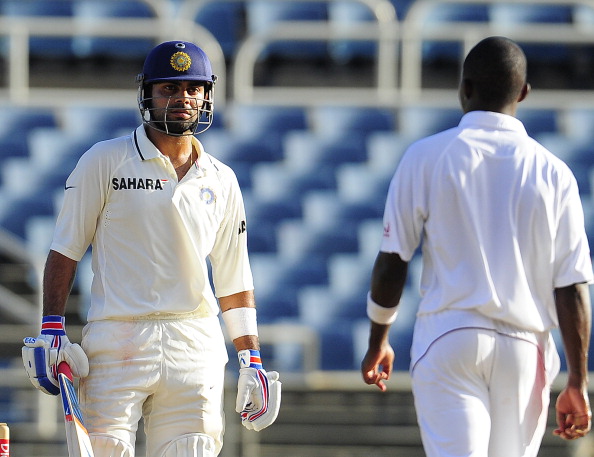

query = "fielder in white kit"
[
  {"left": 361, "top": 36, "right": 592, "bottom": 456},
  {"left": 22, "top": 40, "right": 281, "bottom": 457}
]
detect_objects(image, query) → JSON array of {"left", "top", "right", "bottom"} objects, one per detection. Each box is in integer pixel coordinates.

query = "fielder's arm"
[{"left": 553, "top": 282, "right": 592, "bottom": 440}]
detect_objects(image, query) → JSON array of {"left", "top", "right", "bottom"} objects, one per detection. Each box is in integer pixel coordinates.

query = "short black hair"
[{"left": 462, "top": 36, "right": 527, "bottom": 106}]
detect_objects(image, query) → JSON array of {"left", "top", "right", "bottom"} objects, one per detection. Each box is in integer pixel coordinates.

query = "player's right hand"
[{"left": 22, "top": 315, "right": 89, "bottom": 395}]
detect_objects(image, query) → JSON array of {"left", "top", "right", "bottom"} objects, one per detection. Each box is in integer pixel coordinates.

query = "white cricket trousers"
[
  {"left": 79, "top": 317, "right": 228, "bottom": 457},
  {"left": 411, "top": 328, "right": 560, "bottom": 457}
]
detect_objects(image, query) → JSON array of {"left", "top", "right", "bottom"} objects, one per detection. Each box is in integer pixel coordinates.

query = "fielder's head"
[
  {"left": 459, "top": 36, "right": 530, "bottom": 115},
  {"left": 136, "top": 40, "right": 217, "bottom": 136}
]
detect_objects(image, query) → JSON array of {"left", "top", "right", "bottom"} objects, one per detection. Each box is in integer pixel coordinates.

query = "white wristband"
[
  {"left": 222, "top": 307, "right": 258, "bottom": 341},
  {"left": 366, "top": 292, "right": 398, "bottom": 325}
]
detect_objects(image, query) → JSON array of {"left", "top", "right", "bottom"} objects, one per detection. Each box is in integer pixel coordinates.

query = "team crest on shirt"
[
  {"left": 170, "top": 51, "right": 191, "bottom": 72},
  {"left": 200, "top": 186, "right": 216, "bottom": 204}
]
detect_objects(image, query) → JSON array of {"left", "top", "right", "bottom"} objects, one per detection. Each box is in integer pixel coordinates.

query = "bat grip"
[{"left": 58, "top": 361, "right": 74, "bottom": 381}]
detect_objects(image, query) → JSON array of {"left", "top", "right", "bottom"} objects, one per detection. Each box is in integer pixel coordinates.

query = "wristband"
[
  {"left": 41, "top": 315, "right": 65, "bottom": 335},
  {"left": 366, "top": 292, "right": 398, "bottom": 325},
  {"left": 222, "top": 307, "right": 258, "bottom": 341},
  {"left": 238, "top": 349, "right": 262, "bottom": 369}
]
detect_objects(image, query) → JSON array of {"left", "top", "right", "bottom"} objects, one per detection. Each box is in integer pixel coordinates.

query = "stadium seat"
[
  {"left": 199, "top": 130, "right": 280, "bottom": 165},
  {"left": 60, "top": 106, "right": 141, "bottom": 137},
  {"left": 245, "top": 1, "right": 329, "bottom": 60},
  {"left": 0, "top": 107, "right": 57, "bottom": 181},
  {"left": 224, "top": 104, "right": 308, "bottom": 155},
  {"left": 516, "top": 108, "right": 559, "bottom": 138},
  {"left": 335, "top": 163, "right": 392, "bottom": 206},
  {"left": 0, "top": 0, "right": 74, "bottom": 58},
  {"left": 193, "top": 2, "right": 246, "bottom": 58},
  {"left": 396, "top": 106, "right": 461, "bottom": 140},
  {"left": 489, "top": 3, "right": 573, "bottom": 63},
  {"left": 251, "top": 162, "right": 336, "bottom": 203},
  {"left": 72, "top": 0, "right": 156, "bottom": 59},
  {"left": 283, "top": 132, "right": 368, "bottom": 173},
  {"left": 366, "top": 131, "right": 414, "bottom": 176},
  {"left": 560, "top": 107, "right": 594, "bottom": 141},
  {"left": 27, "top": 128, "right": 104, "bottom": 172},
  {"left": 327, "top": 1, "right": 377, "bottom": 63},
  {"left": 417, "top": 3, "right": 489, "bottom": 62},
  {"left": 250, "top": 253, "right": 328, "bottom": 322},
  {"left": 357, "top": 219, "right": 384, "bottom": 265},
  {"left": 276, "top": 218, "right": 359, "bottom": 264},
  {"left": 310, "top": 105, "right": 395, "bottom": 139}
]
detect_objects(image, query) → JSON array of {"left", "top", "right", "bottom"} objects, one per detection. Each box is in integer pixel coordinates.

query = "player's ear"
[{"left": 517, "top": 82, "right": 530, "bottom": 103}]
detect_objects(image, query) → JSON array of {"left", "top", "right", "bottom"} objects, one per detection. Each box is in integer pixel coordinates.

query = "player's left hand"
[
  {"left": 235, "top": 349, "right": 281, "bottom": 431},
  {"left": 554, "top": 384, "right": 591, "bottom": 440},
  {"left": 22, "top": 315, "right": 89, "bottom": 395}
]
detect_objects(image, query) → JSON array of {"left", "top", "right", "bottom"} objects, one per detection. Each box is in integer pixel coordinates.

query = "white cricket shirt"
[
  {"left": 381, "top": 111, "right": 593, "bottom": 365},
  {"left": 51, "top": 125, "right": 253, "bottom": 321}
]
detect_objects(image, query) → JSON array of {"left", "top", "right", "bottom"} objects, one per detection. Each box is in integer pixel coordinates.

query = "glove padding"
[
  {"left": 236, "top": 367, "right": 282, "bottom": 431},
  {"left": 22, "top": 316, "right": 89, "bottom": 395}
]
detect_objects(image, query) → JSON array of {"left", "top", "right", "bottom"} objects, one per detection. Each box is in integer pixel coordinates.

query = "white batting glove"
[
  {"left": 236, "top": 349, "right": 281, "bottom": 431},
  {"left": 22, "top": 315, "right": 89, "bottom": 395}
]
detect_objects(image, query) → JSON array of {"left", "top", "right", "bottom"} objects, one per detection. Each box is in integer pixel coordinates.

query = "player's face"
[{"left": 149, "top": 81, "right": 206, "bottom": 135}]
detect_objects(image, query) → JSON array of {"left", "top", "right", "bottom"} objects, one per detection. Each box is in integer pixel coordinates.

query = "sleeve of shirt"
[
  {"left": 50, "top": 143, "right": 111, "bottom": 261},
  {"left": 209, "top": 168, "right": 254, "bottom": 298},
  {"left": 553, "top": 171, "right": 594, "bottom": 287},
  {"left": 379, "top": 146, "right": 427, "bottom": 261}
]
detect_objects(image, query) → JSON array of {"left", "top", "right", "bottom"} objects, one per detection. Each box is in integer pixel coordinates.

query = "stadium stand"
[{"left": 2, "top": 1, "right": 594, "bottom": 456}]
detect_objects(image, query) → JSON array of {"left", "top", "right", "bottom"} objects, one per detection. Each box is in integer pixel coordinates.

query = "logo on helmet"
[{"left": 170, "top": 51, "right": 192, "bottom": 72}]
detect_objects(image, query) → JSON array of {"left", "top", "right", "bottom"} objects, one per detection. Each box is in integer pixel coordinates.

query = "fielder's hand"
[
  {"left": 236, "top": 349, "right": 281, "bottom": 431},
  {"left": 22, "top": 315, "right": 89, "bottom": 395}
]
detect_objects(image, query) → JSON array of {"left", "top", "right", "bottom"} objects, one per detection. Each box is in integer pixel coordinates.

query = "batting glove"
[
  {"left": 22, "top": 315, "right": 89, "bottom": 395},
  {"left": 236, "top": 349, "right": 281, "bottom": 431}
]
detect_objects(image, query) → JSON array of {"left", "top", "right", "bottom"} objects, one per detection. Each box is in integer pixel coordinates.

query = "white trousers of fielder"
[
  {"left": 412, "top": 327, "right": 560, "bottom": 457},
  {"left": 79, "top": 317, "right": 228, "bottom": 457}
]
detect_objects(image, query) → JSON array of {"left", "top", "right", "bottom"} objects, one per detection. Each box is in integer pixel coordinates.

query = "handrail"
[
  {"left": 400, "top": 0, "right": 594, "bottom": 100},
  {"left": 231, "top": 0, "right": 400, "bottom": 106},
  {"left": 0, "top": 15, "right": 226, "bottom": 106}
]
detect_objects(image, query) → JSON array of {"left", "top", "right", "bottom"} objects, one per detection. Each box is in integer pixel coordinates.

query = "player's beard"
[{"left": 154, "top": 109, "right": 199, "bottom": 135}]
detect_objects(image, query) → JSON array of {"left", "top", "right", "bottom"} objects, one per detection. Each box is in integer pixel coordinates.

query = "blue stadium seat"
[
  {"left": 251, "top": 162, "right": 336, "bottom": 203},
  {"left": 276, "top": 218, "right": 358, "bottom": 263},
  {"left": 489, "top": 3, "right": 573, "bottom": 62},
  {"left": 366, "top": 131, "right": 414, "bottom": 176},
  {"left": 327, "top": 1, "right": 377, "bottom": 63},
  {"left": 245, "top": 1, "right": 329, "bottom": 60},
  {"left": 335, "top": 163, "right": 392, "bottom": 207},
  {"left": 224, "top": 104, "right": 308, "bottom": 155},
  {"left": 199, "top": 130, "right": 280, "bottom": 164},
  {"left": 27, "top": 128, "right": 104, "bottom": 172},
  {"left": 418, "top": 3, "right": 489, "bottom": 62},
  {"left": 310, "top": 105, "right": 395, "bottom": 139},
  {"left": 283, "top": 132, "right": 368, "bottom": 173},
  {"left": 61, "top": 106, "right": 141, "bottom": 137},
  {"left": 561, "top": 107, "right": 594, "bottom": 141},
  {"left": 0, "top": 107, "right": 57, "bottom": 183},
  {"left": 193, "top": 2, "right": 245, "bottom": 58},
  {"left": 250, "top": 253, "right": 328, "bottom": 322},
  {"left": 0, "top": 0, "right": 74, "bottom": 58},
  {"left": 397, "top": 106, "right": 461, "bottom": 140},
  {"left": 516, "top": 108, "right": 558, "bottom": 138},
  {"left": 72, "top": 0, "right": 156, "bottom": 58}
]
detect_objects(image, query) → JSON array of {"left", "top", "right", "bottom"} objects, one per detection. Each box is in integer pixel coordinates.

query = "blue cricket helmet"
[
  {"left": 137, "top": 41, "right": 217, "bottom": 135},
  {"left": 141, "top": 40, "right": 216, "bottom": 84}
]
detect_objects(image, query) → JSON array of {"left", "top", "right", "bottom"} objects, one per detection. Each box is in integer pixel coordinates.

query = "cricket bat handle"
[
  {"left": 0, "top": 422, "right": 9, "bottom": 457},
  {"left": 58, "top": 361, "right": 74, "bottom": 381}
]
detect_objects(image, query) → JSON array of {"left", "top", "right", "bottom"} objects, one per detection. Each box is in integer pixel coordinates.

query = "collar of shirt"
[
  {"left": 459, "top": 110, "right": 528, "bottom": 136},
  {"left": 132, "top": 125, "right": 210, "bottom": 176}
]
